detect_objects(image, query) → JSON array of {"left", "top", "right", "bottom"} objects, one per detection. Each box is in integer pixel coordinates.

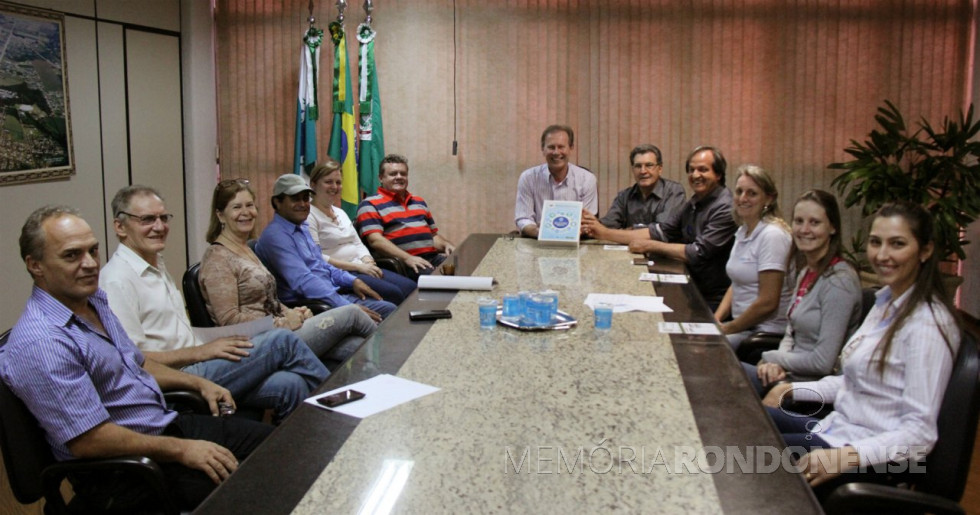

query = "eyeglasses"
[
  {"left": 632, "top": 162, "right": 661, "bottom": 170},
  {"left": 118, "top": 212, "right": 175, "bottom": 226},
  {"left": 218, "top": 178, "right": 250, "bottom": 188}
]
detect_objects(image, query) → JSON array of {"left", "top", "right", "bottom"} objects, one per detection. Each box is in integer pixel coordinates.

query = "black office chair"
[
  {"left": 735, "top": 331, "right": 784, "bottom": 364},
  {"left": 182, "top": 262, "right": 215, "bottom": 327},
  {"left": 821, "top": 330, "right": 980, "bottom": 514},
  {"left": 0, "top": 329, "right": 209, "bottom": 514},
  {"left": 736, "top": 287, "right": 880, "bottom": 365},
  {"left": 373, "top": 255, "right": 411, "bottom": 278}
]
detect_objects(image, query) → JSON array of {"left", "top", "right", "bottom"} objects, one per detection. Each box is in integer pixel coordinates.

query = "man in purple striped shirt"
[{"left": 0, "top": 206, "right": 272, "bottom": 511}]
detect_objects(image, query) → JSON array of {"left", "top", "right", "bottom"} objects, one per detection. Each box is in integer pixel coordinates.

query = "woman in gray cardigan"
[{"left": 744, "top": 190, "right": 863, "bottom": 394}]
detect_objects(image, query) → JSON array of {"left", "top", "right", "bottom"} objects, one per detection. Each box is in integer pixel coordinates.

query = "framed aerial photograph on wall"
[{"left": 0, "top": 2, "right": 73, "bottom": 186}]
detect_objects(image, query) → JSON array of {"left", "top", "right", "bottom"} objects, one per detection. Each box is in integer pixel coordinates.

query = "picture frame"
[{"left": 0, "top": 2, "right": 73, "bottom": 186}]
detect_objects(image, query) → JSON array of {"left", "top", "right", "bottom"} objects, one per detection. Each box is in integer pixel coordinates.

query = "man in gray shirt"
[
  {"left": 584, "top": 146, "right": 736, "bottom": 309},
  {"left": 585, "top": 144, "right": 685, "bottom": 230}
]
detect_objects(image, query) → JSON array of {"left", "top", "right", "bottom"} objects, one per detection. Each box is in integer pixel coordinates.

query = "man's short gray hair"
[{"left": 110, "top": 185, "right": 164, "bottom": 218}]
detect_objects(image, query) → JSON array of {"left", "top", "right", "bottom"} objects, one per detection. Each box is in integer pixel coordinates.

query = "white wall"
[
  {"left": 0, "top": 0, "right": 188, "bottom": 330},
  {"left": 181, "top": 0, "right": 218, "bottom": 264}
]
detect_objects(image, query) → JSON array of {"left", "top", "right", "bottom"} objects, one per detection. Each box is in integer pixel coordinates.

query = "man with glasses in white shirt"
[{"left": 100, "top": 185, "right": 329, "bottom": 425}]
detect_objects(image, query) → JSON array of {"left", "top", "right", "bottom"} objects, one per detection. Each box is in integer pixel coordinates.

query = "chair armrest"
[
  {"left": 375, "top": 257, "right": 410, "bottom": 277},
  {"left": 43, "top": 456, "right": 178, "bottom": 515},
  {"left": 163, "top": 390, "right": 210, "bottom": 415},
  {"left": 824, "top": 482, "right": 964, "bottom": 515},
  {"left": 735, "top": 331, "right": 783, "bottom": 364},
  {"left": 282, "top": 298, "right": 333, "bottom": 315}
]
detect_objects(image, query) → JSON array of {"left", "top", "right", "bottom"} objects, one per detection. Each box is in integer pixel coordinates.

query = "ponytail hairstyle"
[
  {"left": 787, "top": 189, "right": 848, "bottom": 278},
  {"left": 870, "top": 201, "right": 960, "bottom": 374}
]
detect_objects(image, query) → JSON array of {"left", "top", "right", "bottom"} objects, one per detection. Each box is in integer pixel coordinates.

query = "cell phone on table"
[
  {"left": 317, "top": 389, "right": 366, "bottom": 408},
  {"left": 633, "top": 257, "right": 654, "bottom": 266},
  {"left": 409, "top": 309, "right": 453, "bottom": 321}
]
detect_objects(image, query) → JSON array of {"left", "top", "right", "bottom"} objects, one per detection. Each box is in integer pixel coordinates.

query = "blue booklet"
[{"left": 538, "top": 200, "right": 582, "bottom": 246}]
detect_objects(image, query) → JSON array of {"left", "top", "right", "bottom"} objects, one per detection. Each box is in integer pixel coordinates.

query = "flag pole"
[
  {"left": 357, "top": 0, "right": 383, "bottom": 201},
  {"left": 328, "top": 0, "right": 360, "bottom": 217},
  {"left": 293, "top": 0, "right": 323, "bottom": 176}
]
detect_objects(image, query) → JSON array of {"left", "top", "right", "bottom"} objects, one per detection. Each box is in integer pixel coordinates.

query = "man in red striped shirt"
[{"left": 355, "top": 154, "right": 456, "bottom": 280}]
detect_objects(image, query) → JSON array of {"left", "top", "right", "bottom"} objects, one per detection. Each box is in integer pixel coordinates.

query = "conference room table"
[{"left": 195, "top": 234, "right": 822, "bottom": 514}]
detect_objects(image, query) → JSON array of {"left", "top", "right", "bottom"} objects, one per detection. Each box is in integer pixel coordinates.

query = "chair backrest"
[
  {"left": 181, "top": 263, "right": 215, "bottom": 328},
  {"left": 860, "top": 287, "right": 878, "bottom": 322},
  {"left": 918, "top": 329, "right": 980, "bottom": 500},
  {"left": 0, "top": 329, "right": 58, "bottom": 504}
]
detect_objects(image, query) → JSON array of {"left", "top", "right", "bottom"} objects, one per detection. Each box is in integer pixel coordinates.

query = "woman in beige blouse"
[{"left": 199, "top": 179, "right": 376, "bottom": 361}]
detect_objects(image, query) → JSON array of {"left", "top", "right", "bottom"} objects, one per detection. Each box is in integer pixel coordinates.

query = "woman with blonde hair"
[
  {"left": 715, "top": 164, "right": 794, "bottom": 348},
  {"left": 307, "top": 159, "right": 416, "bottom": 304}
]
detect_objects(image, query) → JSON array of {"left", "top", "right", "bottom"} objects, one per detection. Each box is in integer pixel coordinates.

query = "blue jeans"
[
  {"left": 742, "top": 362, "right": 766, "bottom": 396},
  {"left": 183, "top": 328, "right": 328, "bottom": 424},
  {"left": 294, "top": 304, "right": 378, "bottom": 361},
  {"left": 401, "top": 252, "right": 447, "bottom": 282},
  {"left": 766, "top": 405, "right": 830, "bottom": 457},
  {"left": 339, "top": 292, "right": 397, "bottom": 319},
  {"left": 354, "top": 269, "right": 417, "bottom": 304}
]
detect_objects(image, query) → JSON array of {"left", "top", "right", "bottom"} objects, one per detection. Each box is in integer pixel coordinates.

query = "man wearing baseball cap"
[{"left": 254, "top": 174, "right": 396, "bottom": 321}]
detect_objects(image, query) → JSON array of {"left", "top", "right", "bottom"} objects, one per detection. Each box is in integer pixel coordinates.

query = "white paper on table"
[
  {"left": 418, "top": 275, "right": 494, "bottom": 290},
  {"left": 681, "top": 322, "right": 722, "bottom": 335},
  {"left": 639, "top": 273, "right": 689, "bottom": 284},
  {"left": 658, "top": 322, "right": 684, "bottom": 334},
  {"left": 305, "top": 374, "right": 440, "bottom": 418},
  {"left": 603, "top": 245, "right": 629, "bottom": 251},
  {"left": 583, "top": 293, "right": 673, "bottom": 313},
  {"left": 192, "top": 315, "right": 274, "bottom": 342}
]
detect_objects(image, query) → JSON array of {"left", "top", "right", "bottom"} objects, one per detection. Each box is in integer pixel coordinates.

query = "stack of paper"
[{"left": 583, "top": 293, "right": 672, "bottom": 313}]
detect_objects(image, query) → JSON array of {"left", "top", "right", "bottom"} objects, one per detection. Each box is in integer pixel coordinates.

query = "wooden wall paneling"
[{"left": 214, "top": 0, "right": 973, "bottom": 255}]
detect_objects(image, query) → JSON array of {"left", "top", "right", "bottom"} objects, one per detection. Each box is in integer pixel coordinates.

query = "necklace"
[
  {"left": 316, "top": 202, "right": 340, "bottom": 223},
  {"left": 217, "top": 232, "right": 261, "bottom": 266}
]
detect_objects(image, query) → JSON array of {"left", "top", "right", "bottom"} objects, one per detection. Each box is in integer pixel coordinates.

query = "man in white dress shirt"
[
  {"left": 100, "top": 185, "right": 328, "bottom": 424},
  {"left": 514, "top": 124, "right": 598, "bottom": 238}
]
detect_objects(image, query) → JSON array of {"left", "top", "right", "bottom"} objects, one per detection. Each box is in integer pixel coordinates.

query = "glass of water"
[{"left": 478, "top": 297, "right": 497, "bottom": 329}]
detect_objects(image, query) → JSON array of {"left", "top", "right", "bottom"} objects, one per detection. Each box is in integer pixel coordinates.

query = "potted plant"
[{"left": 829, "top": 100, "right": 980, "bottom": 286}]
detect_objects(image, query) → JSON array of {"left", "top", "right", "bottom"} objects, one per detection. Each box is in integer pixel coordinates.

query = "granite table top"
[{"left": 293, "top": 238, "right": 722, "bottom": 513}]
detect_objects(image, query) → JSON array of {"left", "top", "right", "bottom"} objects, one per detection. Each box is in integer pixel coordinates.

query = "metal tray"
[{"left": 496, "top": 307, "right": 577, "bottom": 331}]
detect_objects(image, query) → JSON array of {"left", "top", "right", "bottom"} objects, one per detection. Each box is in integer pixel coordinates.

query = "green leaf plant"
[{"left": 830, "top": 100, "right": 980, "bottom": 267}]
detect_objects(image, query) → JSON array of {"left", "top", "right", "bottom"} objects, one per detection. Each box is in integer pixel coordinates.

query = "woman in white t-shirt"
[
  {"left": 714, "top": 165, "right": 793, "bottom": 349},
  {"left": 307, "top": 159, "right": 417, "bottom": 304}
]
